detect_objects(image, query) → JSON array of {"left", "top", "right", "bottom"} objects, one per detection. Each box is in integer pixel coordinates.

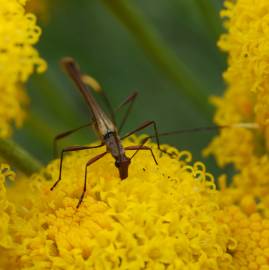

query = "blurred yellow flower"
[
  {"left": 0, "top": 137, "right": 235, "bottom": 270},
  {"left": 0, "top": 0, "right": 47, "bottom": 138},
  {"left": 204, "top": 0, "right": 269, "bottom": 216},
  {"left": 205, "top": 0, "right": 269, "bottom": 169},
  {"left": 219, "top": 0, "right": 269, "bottom": 127}
]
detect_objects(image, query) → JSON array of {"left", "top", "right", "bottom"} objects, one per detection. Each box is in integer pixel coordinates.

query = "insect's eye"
[{"left": 115, "top": 161, "right": 120, "bottom": 168}]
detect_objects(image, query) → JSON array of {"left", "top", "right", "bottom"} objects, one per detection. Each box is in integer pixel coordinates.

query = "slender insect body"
[
  {"left": 103, "top": 131, "right": 130, "bottom": 179},
  {"left": 52, "top": 57, "right": 157, "bottom": 207},
  {"left": 94, "top": 109, "right": 116, "bottom": 137}
]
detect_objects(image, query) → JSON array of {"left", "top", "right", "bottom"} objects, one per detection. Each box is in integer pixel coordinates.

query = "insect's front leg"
[
  {"left": 121, "top": 120, "right": 160, "bottom": 150},
  {"left": 77, "top": 151, "right": 107, "bottom": 208},
  {"left": 121, "top": 120, "right": 172, "bottom": 159},
  {"left": 125, "top": 144, "right": 158, "bottom": 165},
  {"left": 50, "top": 143, "right": 104, "bottom": 191}
]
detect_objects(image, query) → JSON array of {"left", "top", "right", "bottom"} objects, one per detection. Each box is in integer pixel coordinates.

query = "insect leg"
[
  {"left": 50, "top": 143, "right": 104, "bottom": 191},
  {"left": 77, "top": 151, "right": 107, "bottom": 208},
  {"left": 53, "top": 122, "right": 93, "bottom": 157},
  {"left": 125, "top": 145, "right": 158, "bottom": 165},
  {"left": 115, "top": 91, "right": 138, "bottom": 133},
  {"left": 121, "top": 120, "right": 160, "bottom": 149}
]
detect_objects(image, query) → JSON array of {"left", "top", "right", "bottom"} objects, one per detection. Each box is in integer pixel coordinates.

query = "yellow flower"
[
  {"left": 0, "top": 137, "right": 235, "bottom": 269},
  {"left": 0, "top": 0, "right": 47, "bottom": 138},
  {"left": 219, "top": 0, "right": 269, "bottom": 126},
  {"left": 202, "top": 3, "right": 269, "bottom": 267},
  {"left": 205, "top": 0, "right": 269, "bottom": 169},
  {"left": 218, "top": 206, "right": 269, "bottom": 270},
  {"left": 204, "top": 125, "right": 255, "bottom": 169},
  {"left": 204, "top": 0, "right": 269, "bottom": 214}
]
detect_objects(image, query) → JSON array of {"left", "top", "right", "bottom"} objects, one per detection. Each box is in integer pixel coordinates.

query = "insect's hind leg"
[
  {"left": 115, "top": 91, "right": 138, "bottom": 133},
  {"left": 53, "top": 122, "right": 93, "bottom": 158}
]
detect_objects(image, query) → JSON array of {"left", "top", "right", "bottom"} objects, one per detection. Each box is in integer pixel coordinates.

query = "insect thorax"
[{"left": 104, "top": 132, "right": 125, "bottom": 158}]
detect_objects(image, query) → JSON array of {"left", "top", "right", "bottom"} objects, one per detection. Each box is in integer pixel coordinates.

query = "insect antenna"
[
  {"left": 148, "top": 122, "right": 259, "bottom": 139},
  {"left": 137, "top": 122, "right": 259, "bottom": 158}
]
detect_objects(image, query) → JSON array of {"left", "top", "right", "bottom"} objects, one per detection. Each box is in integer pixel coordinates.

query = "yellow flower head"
[
  {"left": 204, "top": 0, "right": 269, "bottom": 215},
  {"left": 0, "top": 137, "right": 235, "bottom": 269},
  {"left": 205, "top": 0, "right": 269, "bottom": 169},
  {"left": 0, "top": 0, "right": 46, "bottom": 138}
]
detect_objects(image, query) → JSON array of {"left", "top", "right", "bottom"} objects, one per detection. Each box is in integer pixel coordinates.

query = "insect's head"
[{"left": 115, "top": 155, "right": 131, "bottom": 180}]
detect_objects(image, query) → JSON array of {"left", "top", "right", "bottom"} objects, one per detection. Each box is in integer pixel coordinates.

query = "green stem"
[
  {"left": 0, "top": 137, "right": 43, "bottom": 175},
  {"left": 100, "top": 0, "right": 212, "bottom": 119}
]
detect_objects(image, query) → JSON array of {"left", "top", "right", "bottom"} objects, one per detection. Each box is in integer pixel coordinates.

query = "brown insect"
[
  {"left": 50, "top": 57, "right": 258, "bottom": 208},
  {"left": 51, "top": 57, "right": 160, "bottom": 208}
]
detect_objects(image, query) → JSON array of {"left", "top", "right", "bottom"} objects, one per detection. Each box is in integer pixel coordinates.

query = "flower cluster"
[
  {"left": 0, "top": 138, "right": 235, "bottom": 269},
  {"left": 203, "top": 1, "right": 269, "bottom": 268},
  {"left": 0, "top": 0, "right": 46, "bottom": 138},
  {"left": 204, "top": 0, "right": 269, "bottom": 216}
]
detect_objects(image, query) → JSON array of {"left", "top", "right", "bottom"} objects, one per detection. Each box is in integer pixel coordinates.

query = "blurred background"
[{"left": 18, "top": 0, "right": 227, "bottom": 174}]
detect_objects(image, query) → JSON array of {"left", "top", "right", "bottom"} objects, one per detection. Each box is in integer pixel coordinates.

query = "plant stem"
[
  {"left": 0, "top": 137, "right": 43, "bottom": 175},
  {"left": 100, "top": 0, "right": 212, "bottom": 119}
]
